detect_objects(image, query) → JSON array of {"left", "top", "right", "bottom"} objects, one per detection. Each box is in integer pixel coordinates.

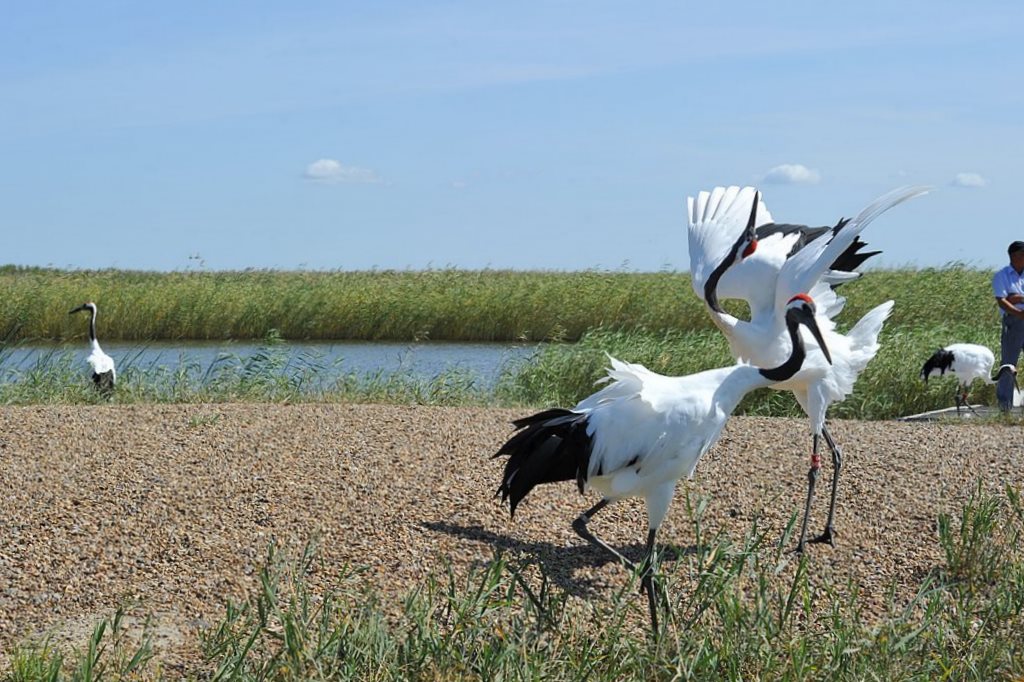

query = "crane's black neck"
[
  {"left": 703, "top": 229, "right": 750, "bottom": 314},
  {"left": 88, "top": 307, "right": 97, "bottom": 343},
  {"left": 702, "top": 250, "right": 732, "bottom": 314},
  {"left": 759, "top": 315, "right": 806, "bottom": 381},
  {"left": 703, "top": 193, "right": 759, "bottom": 314}
]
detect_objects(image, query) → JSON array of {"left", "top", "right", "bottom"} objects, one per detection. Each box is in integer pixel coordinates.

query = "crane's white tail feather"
[
  {"left": 844, "top": 300, "right": 894, "bottom": 373},
  {"left": 576, "top": 355, "right": 649, "bottom": 411},
  {"left": 821, "top": 270, "right": 860, "bottom": 286},
  {"left": 606, "top": 355, "right": 655, "bottom": 384},
  {"left": 808, "top": 280, "right": 846, "bottom": 319}
]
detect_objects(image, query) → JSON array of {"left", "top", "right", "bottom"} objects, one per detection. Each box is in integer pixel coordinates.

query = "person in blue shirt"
[{"left": 992, "top": 240, "right": 1024, "bottom": 410}]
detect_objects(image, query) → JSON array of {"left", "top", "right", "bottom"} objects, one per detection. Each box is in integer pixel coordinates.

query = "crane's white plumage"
[
  {"left": 576, "top": 357, "right": 769, "bottom": 514},
  {"left": 686, "top": 184, "right": 928, "bottom": 550},
  {"left": 920, "top": 343, "right": 994, "bottom": 386},
  {"left": 70, "top": 302, "right": 116, "bottom": 396},
  {"left": 920, "top": 343, "right": 1018, "bottom": 411},
  {"left": 87, "top": 338, "right": 116, "bottom": 377},
  {"left": 495, "top": 294, "right": 829, "bottom": 632}
]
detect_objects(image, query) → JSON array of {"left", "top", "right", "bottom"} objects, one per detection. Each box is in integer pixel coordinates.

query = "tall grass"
[
  {"left": 0, "top": 264, "right": 1001, "bottom": 343},
  {"left": 8, "top": 485, "right": 1024, "bottom": 680},
  {"left": 495, "top": 321, "right": 1007, "bottom": 419},
  {"left": 0, "top": 266, "right": 695, "bottom": 342}
]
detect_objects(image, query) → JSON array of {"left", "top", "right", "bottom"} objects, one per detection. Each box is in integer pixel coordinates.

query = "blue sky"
[{"left": 2, "top": 1, "right": 1021, "bottom": 272}]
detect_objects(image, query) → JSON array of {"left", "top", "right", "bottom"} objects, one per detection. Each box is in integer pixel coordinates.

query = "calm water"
[{"left": 0, "top": 340, "right": 539, "bottom": 389}]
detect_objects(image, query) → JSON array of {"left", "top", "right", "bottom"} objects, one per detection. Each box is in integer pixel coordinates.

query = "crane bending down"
[
  {"left": 495, "top": 286, "right": 832, "bottom": 632},
  {"left": 69, "top": 302, "right": 116, "bottom": 396},
  {"left": 920, "top": 343, "right": 1018, "bottom": 414},
  {"left": 687, "top": 185, "right": 928, "bottom": 551}
]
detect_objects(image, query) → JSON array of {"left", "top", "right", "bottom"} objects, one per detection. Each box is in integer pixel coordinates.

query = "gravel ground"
[{"left": 0, "top": 403, "right": 1019, "bottom": 672}]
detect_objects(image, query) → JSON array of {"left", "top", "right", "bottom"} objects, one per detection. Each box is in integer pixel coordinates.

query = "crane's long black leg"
[
  {"left": 574, "top": 502, "right": 664, "bottom": 632},
  {"left": 964, "top": 391, "right": 980, "bottom": 416},
  {"left": 638, "top": 528, "right": 661, "bottom": 634},
  {"left": 810, "top": 425, "right": 841, "bottom": 546},
  {"left": 955, "top": 392, "right": 963, "bottom": 416},
  {"left": 571, "top": 499, "right": 637, "bottom": 570},
  {"left": 795, "top": 435, "right": 822, "bottom": 553}
]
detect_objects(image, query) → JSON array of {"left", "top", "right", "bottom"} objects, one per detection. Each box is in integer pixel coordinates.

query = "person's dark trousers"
[{"left": 998, "top": 315, "right": 1024, "bottom": 410}]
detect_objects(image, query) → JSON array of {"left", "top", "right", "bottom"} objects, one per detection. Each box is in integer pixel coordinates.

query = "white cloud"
[
  {"left": 304, "top": 158, "right": 381, "bottom": 184},
  {"left": 761, "top": 163, "right": 821, "bottom": 185},
  {"left": 951, "top": 172, "right": 988, "bottom": 188}
]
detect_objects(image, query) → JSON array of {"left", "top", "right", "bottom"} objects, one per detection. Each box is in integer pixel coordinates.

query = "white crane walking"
[
  {"left": 687, "top": 185, "right": 928, "bottom": 551},
  {"left": 495, "top": 282, "right": 832, "bottom": 632},
  {"left": 920, "top": 343, "right": 1018, "bottom": 414},
  {"left": 69, "top": 302, "right": 116, "bottom": 396}
]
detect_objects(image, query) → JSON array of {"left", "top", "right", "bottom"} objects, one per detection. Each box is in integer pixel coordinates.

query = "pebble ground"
[{"left": 0, "top": 403, "right": 1019, "bottom": 672}]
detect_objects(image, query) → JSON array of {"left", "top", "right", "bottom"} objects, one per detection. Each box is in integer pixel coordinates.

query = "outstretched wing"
[
  {"left": 757, "top": 223, "right": 881, "bottom": 279},
  {"left": 687, "top": 186, "right": 772, "bottom": 301},
  {"left": 774, "top": 186, "right": 929, "bottom": 310}
]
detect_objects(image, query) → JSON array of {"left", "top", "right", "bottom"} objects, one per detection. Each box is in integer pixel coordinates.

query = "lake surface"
[{"left": 0, "top": 340, "right": 540, "bottom": 389}]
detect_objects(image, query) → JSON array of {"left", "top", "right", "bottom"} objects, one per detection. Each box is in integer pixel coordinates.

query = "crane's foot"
[
  {"left": 571, "top": 514, "right": 637, "bottom": 570},
  {"left": 809, "top": 526, "right": 835, "bottom": 546}
]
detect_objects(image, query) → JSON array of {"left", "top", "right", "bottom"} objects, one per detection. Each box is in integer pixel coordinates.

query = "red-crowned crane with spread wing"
[{"left": 687, "top": 185, "right": 927, "bottom": 551}]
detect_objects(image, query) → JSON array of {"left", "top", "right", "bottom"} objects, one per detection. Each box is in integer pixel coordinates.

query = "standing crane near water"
[
  {"left": 494, "top": 215, "right": 831, "bottom": 633},
  {"left": 69, "top": 302, "right": 116, "bottom": 397},
  {"left": 687, "top": 185, "right": 928, "bottom": 552}
]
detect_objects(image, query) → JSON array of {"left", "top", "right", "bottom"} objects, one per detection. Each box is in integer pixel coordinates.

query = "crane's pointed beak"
[
  {"left": 796, "top": 308, "right": 832, "bottom": 365},
  {"left": 742, "top": 191, "right": 759, "bottom": 257},
  {"left": 69, "top": 305, "right": 87, "bottom": 315}
]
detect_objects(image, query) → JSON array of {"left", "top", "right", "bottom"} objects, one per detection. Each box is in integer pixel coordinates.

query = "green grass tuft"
[{"left": 7, "top": 485, "right": 1024, "bottom": 680}]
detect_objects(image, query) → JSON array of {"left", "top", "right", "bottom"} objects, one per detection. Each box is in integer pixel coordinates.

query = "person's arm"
[
  {"left": 993, "top": 269, "right": 1024, "bottom": 317},
  {"left": 997, "top": 296, "right": 1024, "bottom": 318}
]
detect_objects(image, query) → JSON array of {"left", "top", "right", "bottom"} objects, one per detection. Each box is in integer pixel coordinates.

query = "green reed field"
[
  {"left": 0, "top": 266, "right": 694, "bottom": 342},
  {"left": 7, "top": 485, "right": 1024, "bottom": 681},
  {"left": 0, "top": 264, "right": 1009, "bottom": 418},
  {"left": 0, "top": 264, "right": 994, "bottom": 343}
]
